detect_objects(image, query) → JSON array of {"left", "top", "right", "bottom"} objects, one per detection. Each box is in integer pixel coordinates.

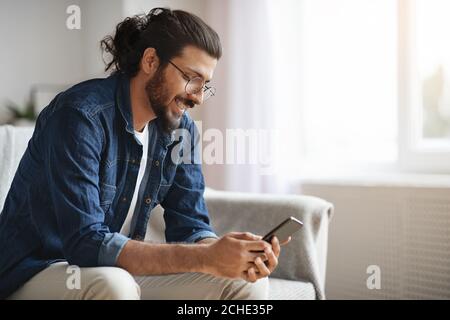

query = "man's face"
[{"left": 145, "top": 45, "right": 218, "bottom": 133}]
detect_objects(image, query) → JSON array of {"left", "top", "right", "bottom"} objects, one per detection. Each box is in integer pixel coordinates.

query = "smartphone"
[{"left": 262, "top": 216, "right": 303, "bottom": 243}]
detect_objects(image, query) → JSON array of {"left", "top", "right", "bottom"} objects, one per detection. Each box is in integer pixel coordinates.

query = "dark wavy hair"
[{"left": 101, "top": 7, "right": 222, "bottom": 77}]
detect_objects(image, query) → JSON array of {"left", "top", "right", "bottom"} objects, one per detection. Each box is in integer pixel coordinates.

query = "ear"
[{"left": 141, "top": 47, "right": 160, "bottom": 75}]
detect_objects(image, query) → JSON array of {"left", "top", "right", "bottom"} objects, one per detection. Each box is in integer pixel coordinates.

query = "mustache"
[{"left": 177, "top": 97, "right": 195, "bottom": 109}]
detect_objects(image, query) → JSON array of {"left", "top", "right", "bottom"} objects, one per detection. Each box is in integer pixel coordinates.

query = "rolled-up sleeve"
[
  {"left": 98, "top": 233, "right": 130, "bottom": 266},
  {"left": 45, "top": 107, "right": 129, "bottom": 267},
  {"left": 161, "top": 118, "right": 218, "bottom": 243}
]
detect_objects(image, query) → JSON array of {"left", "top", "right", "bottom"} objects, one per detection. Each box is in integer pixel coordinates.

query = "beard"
[{"left": 145, "top": 67, "right": 184, "bottom": 134}]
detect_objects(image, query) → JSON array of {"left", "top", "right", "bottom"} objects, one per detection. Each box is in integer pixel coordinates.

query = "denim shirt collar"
[
  {"left": 115, "top": 72, "right": 175, "bottom": 147},
  {"left": 115, "top": 72, "right": 135, "bottom": 135}
]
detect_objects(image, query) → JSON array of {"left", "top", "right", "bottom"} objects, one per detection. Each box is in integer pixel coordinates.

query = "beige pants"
[{"left": 8, "top": 262, "right": 269, "bottom": 300}]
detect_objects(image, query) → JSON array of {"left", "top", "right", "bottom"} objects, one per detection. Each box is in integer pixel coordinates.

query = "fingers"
[
  {"left": 244, "top": 240, "right": 272, "bottom": 252},
  {"left": 226, "top": 232, "right": 271, "bottom": 252},
  {"left": 246, "top": 262, "right": 263, "bottom": 273},
  {"left": 228, "top": 233, "right": 281, "bottom": 283},
  {"left": 243, "top": 257, "right": 271, "bottom": 282},
  {"left": 227, "top": 232, "right": 262, "bottom": 241},
  {"left": 271, "top": 236, "right": 281, "bottom": 258},
  {"left": 254, "top": 257, "right": 271, "bottom": 277},
  {"left": 264, "top": 244, "right": 278, "bottom": 273},
  {"left": 242, "top": 244, "right": 279, "bottom": 283},
  {"left": 247, "top": 252, "right": 268, "bottom": 262},
  {"left": 280, "top": 236, "right": 291, "bottom": 246},
  {"left": 244, "top": 267, "right": 258, "bottom": 283}
]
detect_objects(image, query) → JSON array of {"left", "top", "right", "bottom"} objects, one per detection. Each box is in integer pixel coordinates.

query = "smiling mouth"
[
  {"left": 175, "top": 97, "right": 194, "bottom": 113},
  {"left": 175, "top": 97, "right": 187, "bottom": 113}
]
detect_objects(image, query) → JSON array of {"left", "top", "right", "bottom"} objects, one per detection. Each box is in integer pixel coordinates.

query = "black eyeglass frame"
[{"left": 168, "top": 60, "right": 216, "bottom": 100}]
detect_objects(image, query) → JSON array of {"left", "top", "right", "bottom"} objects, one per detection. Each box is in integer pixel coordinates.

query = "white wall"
[
  {"left": 302, "top": 181, "right": 450, "bottom": 299},
  {"left": 0, "top": 0, "right": 210, "bottom": 123},
  {"left": 80, "top": 0, "right": 125, "bottom": 78},
  {"left": 123, "top": 0, "right": 206, "bottom": 20},
  {"left": 0, "top": 0, "right": 84, "bottom": 122},
  {"left": 0, "top": 0, "right": 228, "bottom": 191}
]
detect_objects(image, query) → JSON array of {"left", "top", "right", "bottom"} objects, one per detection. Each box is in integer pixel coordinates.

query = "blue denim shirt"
[{"left": 0, "top": 73, "right": 217, "bottom": 298}]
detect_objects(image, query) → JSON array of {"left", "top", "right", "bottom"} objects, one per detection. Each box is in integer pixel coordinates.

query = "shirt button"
[
  {"left": 154, "top": 160, "right": 160, "bottom": 167},
  {"left": 122, "top": 197, "right": 127, "bottom": 202},
  {"left": 145, "top": 197, "right": 152, "bottom": 204}
]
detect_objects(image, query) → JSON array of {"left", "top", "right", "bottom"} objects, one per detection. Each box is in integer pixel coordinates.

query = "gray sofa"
[{"left": 0, "top": 124, "right": 333, "bottom": 299}]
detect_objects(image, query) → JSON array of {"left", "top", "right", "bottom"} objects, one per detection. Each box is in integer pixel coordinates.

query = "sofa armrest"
[{"left": 204, "top": 188, "right": 334, "bottom": 300}]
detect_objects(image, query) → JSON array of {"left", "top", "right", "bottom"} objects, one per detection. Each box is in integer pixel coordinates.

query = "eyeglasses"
[{"left": 168, "top": 60, "right": 216, "bottom": 101}]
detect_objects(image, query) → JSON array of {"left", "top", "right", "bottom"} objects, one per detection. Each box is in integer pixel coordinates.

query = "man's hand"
[
  {"left": 243, "top": 235, "right": 291, "bottom": 283},
  {"left": 202, "top": 232, "right": 272, "bottom": 280},
  {"left": 196, "top": 238, "right": 218, "bottom": 245}
]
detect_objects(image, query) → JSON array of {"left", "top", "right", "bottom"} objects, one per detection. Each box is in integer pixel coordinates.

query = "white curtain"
[{"left": 201, "top": 0, "right": 303, "bottom": 193}]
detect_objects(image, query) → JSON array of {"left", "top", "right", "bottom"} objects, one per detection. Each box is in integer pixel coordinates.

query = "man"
[{"left": 0, "top": 8, "right": 288, "bottom": 300}]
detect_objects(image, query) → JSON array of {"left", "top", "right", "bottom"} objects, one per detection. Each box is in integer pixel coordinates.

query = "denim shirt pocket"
[
  {"left": 157, "top": 158, "right": 178, "bottom": 203},
  {"left": 161, "top": 155, "right": 178, "bottom": 185},
  {"left": 158, "top": 179, "right": 175, "bottom": 204},
  {"left": 99, "top": 182, "right": 117, "bottom": 214}
]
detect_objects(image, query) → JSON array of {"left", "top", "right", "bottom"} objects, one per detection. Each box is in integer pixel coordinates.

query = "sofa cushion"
[
  {"left": 0, "top": 125, "right": 34, "bottom": 212},
  {"left": 145, "top": 205, "right": 316, "bottom": 300},
  {"left": 268, "top": 277, "right": 316, "bottom": 300}
]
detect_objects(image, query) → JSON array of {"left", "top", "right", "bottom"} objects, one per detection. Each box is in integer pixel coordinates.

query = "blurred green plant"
[{"left": 5, "top": 98, "right": 37, "bottom": 123}]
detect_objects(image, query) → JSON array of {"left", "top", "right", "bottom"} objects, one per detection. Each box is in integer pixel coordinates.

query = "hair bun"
[{"left": 101, "top": 7, "right": 221, "bottom": 76}]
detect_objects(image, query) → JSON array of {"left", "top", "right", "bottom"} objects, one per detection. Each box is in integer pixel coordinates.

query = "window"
[
  {"left": 399, "top": 0, "right": 450, "bottom": 172},
  {"left": 416, "top": 0, "right": 450, "bottom": 142},
  {"left": 270, "top": 0, "right": 450, "bottom": 178},
  {"left": 281, "top": 0, "right": 398, "bottom": 176}
]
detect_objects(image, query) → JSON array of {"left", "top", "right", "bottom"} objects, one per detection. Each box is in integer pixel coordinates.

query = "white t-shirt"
[{"left": 120, "top": 124, "right": 149, "bottom": 237}]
